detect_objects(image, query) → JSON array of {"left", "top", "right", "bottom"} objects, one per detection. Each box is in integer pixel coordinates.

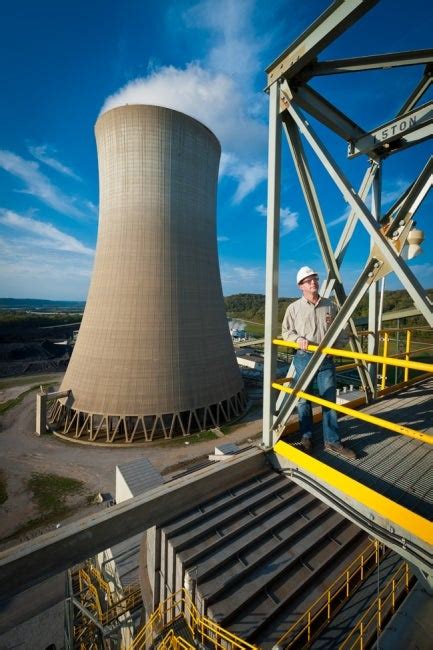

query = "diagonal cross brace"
[
  {"left": 266, "top": 0, "right": 378, "bottom": 88},
  {"left": 282, "top": 113, "right": 373, "bottom": 396},
  {"left": 272, "top": 259, "right": 379, "bottom": 442},
  {"left": 283, "top": 90, "right": 433, "bottom": 326}
]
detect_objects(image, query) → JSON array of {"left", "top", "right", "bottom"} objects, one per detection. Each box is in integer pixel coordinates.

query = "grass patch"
[
  {"left": 0, "top": 373, "right": 63, "bottom": 390},
  {"left": 28, "top": 472, "right": 86, "bottom": 516},
  {"left": 244, "top": 323, "right": 265, "bottom": 338},
  {"left": 154, "top": 429, "right": 219, "bottom": 447},
  {"left": 3, "top": 505, "right": 84, "bottom": 542},
  {"left": 219, "top": 422, "right": 247, "bottom": 435},
  {"left": 0, "top": 470, "right": 7, "bottom": 504},
  {"left": 1, "top": 472, "right": 90, "bottom": 543},
  {"left": 0, "top": 391, "right": 31, "bottom": 414},
  {"left": 0, "top": 382, "right": 54, "bottom": 415}
]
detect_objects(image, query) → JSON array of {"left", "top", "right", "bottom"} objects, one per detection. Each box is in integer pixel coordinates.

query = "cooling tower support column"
[
  {"left": 35, "top": 390, "right": 47, "bottom": 436},
  {"left": 51, "top": 105, "right": 246, "bottom": 444}
]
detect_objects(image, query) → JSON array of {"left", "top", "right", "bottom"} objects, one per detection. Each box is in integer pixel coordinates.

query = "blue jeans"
[{"left": 293, "top": 351, "right": 340, "bottom": 445}]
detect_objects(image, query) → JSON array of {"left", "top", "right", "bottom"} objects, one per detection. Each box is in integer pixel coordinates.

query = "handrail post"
[
  {"left": 404, "top": 330, "right": 412, "bottom": 382},
  {"left": 381, "top": 332, "right": 389, "bottom": 390},
  {"left": 378, "top": 596, "right": 382, "bottom": 633}
]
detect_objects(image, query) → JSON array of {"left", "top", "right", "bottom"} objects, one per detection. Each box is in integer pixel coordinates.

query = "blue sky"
[{"left": 0, "top": 0, "right": 432, "bottom": 300}]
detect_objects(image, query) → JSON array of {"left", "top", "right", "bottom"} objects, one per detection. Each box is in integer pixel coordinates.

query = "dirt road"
[{"left": 0, "top": 374, "right": 263, "bottom": 548}]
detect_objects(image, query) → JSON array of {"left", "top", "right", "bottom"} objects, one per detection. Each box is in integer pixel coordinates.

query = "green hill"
[{"left": 225, "top": 289, "right": 433, "bottom": 328}]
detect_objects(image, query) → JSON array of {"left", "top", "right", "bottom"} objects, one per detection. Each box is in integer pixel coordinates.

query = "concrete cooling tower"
[{"left": 52, "top": 105, "right": 246, "bottom": 444}]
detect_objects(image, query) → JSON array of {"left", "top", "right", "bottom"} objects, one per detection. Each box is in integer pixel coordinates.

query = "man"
[{"left": 282, "top": 266, "right": 356, "bottom": 460}]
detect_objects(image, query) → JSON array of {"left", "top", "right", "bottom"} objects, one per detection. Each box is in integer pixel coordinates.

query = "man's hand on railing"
[{"left": 297, "top": 336, "right": 309, "bottom": 351}]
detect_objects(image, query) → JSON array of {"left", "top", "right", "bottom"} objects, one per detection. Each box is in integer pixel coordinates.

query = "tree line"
[{"left": 225, "top": 289, "right": 433, "bottom": 331}]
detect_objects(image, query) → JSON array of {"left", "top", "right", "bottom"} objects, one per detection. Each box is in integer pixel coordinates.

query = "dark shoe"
[
  {"left": 300, "top": 436, "right": 313, "bottom": 453},
  {"left": 324, "top": 442, "right": 356, "bottom": 460}
]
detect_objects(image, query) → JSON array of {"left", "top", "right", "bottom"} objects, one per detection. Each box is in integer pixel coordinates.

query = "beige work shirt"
[{"left": 282, "top": 296, "right": 349, "bottom": 348}]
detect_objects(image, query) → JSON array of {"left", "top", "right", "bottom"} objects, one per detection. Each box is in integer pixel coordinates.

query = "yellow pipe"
[
  {"left": 389, "top": 344, "right": 433, "bottom": 360},
  {"left": 273, "top": 338, "right": 433, "bottom": 373},
  {"left": 273, "top": 440, "right": 433, "bottom": 545},
  {"left": 377, "top": 373, "right": 431, "bottom": 398},
  {"left": 272, "top": 381, "right": 432, "bottom": 444},
  {"left": 336, "top": 363, "right": 361, "bottom": 371},
  {"left": 377, "top": 326, "right": 431, "bottom": 334}
]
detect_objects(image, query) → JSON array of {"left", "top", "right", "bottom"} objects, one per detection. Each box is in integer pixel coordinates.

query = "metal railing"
[
  {"left": 158, "top": 629, "right": 195, "bottom": 650},
  {"left": 372, "top": 326, "right": 433, "bottom": 390},
  {"left": 339, "top": 561, "right": 414, "bottom": 649},
  {"left": 275, "top": 540, "right": 384, "bottom": 648},
  {"left": 131, "top": 587, "right": 258, "bottom": 650},
  {"left": 272, "top": 332, "right": 433, "bottom": 445},
  {"left": 79, "top": 567, "right": 104, "bottom": 621},
  {"left": 77, "top": 565, "right": 142, "bottom": 627}
]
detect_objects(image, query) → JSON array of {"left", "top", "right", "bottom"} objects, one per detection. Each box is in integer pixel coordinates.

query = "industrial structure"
[
  {"left": 261, "top": 0, "right": 433, "bottom": 612},
  {"left": 49, "top": 105, "right": 246, "bottom": 443},
  {"left": 2, "top": 1, "right": 433, "bottom": 649}
]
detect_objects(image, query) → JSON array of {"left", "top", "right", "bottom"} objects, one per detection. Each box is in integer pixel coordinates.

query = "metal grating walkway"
[
  {"left": 272, "top": 378, "right": 433, "bottom": 581},
  {"left": 287, "top": 378, "right": 433, "bottom": 520}
]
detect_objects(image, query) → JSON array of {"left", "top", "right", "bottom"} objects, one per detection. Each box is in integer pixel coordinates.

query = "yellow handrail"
[
  {"left": 103, "top": 585, "right": 142, "bottom": 625},
  {"left": 158, "top": 629, "right": 195, "bottom": 650},
  {"left": 272, "top": 380, "right": 432, "bottom": 444},
  {"left": 377, "top": 326, "right": 431, "bottom": 334},
  {"left": 339, "top": 562, "right": 413, "bottom": 649},
  {"left": 78, "top": 568, "right": 104, "bottom": 622},
  {"left": 132, "top": 588, "right": 258, "bottom": 650},
  {"left": 275, "top": 540, "right": 384, "bottom": 648},
  {"left": 274, "top": 440, "right": 433, "bottom": 545},
  {"left": 273, "top": 331, "right": 432, "bottom": 443},
  {"left": 336, "top": 362, "right": 362, "bottom": 372},
  {"left": 387, "top": 343, "right": 433, "bottom": 360},
  {"left": 273, "top": 339, "right": 433, "bottom": 373},
  {"left": 87, "top": 562, "right": 113, "bottom": 606}
]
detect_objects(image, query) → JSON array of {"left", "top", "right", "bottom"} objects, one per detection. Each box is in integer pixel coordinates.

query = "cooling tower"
[{"left": 52, "top": 105, "right": 246, "bottom": 444}]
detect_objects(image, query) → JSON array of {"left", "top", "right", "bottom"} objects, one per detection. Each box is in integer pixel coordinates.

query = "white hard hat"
[{"left": 296, "top": 266, "right": 318, "bottom": 284}]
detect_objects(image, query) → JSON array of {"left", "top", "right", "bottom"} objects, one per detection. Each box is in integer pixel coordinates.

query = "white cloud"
[
  {"left": 0, "top": 149, "right": 90, "bottom": 220},
  {"left": 280, "top": 207, "right": 300, "bottom": 235},
  {"left": 256, "top": 203, "right": 299, "bottom": 235},
  {"left": 0, "top": 235, "right": 93, "bottom": 300},
  {"left": 220, "top": 262, "right": 264, "bottom": 294},
  {"left": 327, "top": 206, "right": 350, "bottom": 229},
  {"left": 0, "top": 210, "right": 94, "bottom": 255},
  {"left": 28, "top": 144, "right": 81, "bottom": 181},
  {"left": 184, "top": 0, "right": 264, "bottom": 86},
  {"left": 83, "top": 199, "right": 99, "bottom": 217},
  {"left": 100, "top": 64, "right": 267, "bottom": 162},
  {"left": 101, "top": 0, "right": 270, "bottom": 202},
  {"left": 218, "top": 235, "right": 229, "bottom": 242},
  {"left": 381, "top": 178, "right": 409, "bottom": 207},
  {"left": 406, "top": 261, "right": 433, "bottom": 281}
]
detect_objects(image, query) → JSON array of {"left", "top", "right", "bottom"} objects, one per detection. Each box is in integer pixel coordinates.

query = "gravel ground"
[{"left": 0, "top": 373, "right": 263, "bottom": 550}]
